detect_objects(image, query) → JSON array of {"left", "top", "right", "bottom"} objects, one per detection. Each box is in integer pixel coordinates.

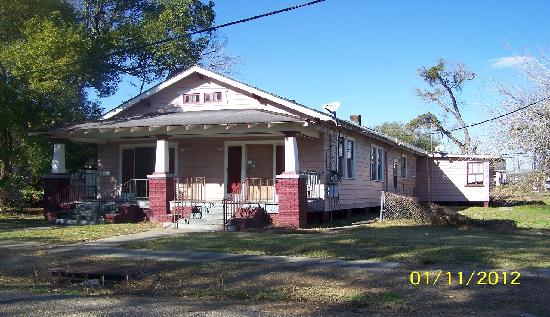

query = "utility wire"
[
  {"left": 432, "top": 97, "right": 549, "bottom": 134},
  {"left": 21, "top": 0, "right": 326, "bottom": 76}
]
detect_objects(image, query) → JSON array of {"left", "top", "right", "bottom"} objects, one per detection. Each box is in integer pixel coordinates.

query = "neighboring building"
[
  {"left": 416, "top": 154, "right": 504, "bottom": 207},
  {"left": 36, "top": 66, "right": 502, "bottom": 229}
]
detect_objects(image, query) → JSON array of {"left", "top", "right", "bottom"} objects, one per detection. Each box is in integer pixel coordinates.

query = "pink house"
[{"left": 38, "top": 66, "right": 496, "bottom": 229}]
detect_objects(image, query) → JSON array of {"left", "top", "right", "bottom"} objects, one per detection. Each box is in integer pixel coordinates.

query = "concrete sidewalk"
[
  {"left": 48, "top": 228, "right": 400, "bottom": 270},
  {"left": 50, "top": 243, "right": 400, "bottom": 270}
]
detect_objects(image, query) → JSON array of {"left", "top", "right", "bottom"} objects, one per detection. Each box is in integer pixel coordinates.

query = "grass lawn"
[
  {"left": 2, "top": 256, "right": 548, "bottom": 316},
  {"left": 459, "top": 204, "right": 550, "bottom": 229},
  {"left": 0, "top": 209, "right": 156, "bottom": 245},
  {"left": 129, "top": 219, "right": 550, "bottom": 269}
]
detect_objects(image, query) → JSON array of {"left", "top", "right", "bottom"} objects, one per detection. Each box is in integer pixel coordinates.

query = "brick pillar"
[
  {"left": 274, "top": 175, "right": 307, "bottom": 228},
  {"left": 147, "top": 175, "right": 175, "bottom": 222},
  {"left": 42, "top": 174, "right": 71, "bottom": 220}
]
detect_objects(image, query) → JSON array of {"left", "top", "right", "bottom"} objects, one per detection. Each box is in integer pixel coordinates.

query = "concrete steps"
[{"left": 171, "top": 203, "right": 226, "bottom": 231}]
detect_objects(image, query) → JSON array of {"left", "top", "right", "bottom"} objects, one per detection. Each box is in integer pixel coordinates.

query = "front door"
[{"left": 227, "top": 146, "right": 242, "bottom": 194}]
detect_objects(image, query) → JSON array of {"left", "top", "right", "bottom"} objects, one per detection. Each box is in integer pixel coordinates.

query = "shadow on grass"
[
  {"left": 129, "top": 223, "right": 550, "bottom": 269},
  {"left": 0, "top": 218, "right": 47, "bottom": 231},
  {"left": 2, "top": 255, "right": 549, "bottom": 316}
]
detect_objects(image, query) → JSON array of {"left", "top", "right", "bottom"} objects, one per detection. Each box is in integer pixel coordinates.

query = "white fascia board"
[{"left": 102, "top": 65, "right": 334, "bottom": 122}]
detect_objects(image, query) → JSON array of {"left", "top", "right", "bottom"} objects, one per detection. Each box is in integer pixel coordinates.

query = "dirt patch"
[{"left": 0, "top": 252, "right": 548, "bottom": 316}]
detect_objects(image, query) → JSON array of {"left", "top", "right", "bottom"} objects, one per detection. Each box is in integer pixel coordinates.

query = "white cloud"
[{"left": 489, "top": 56, "right": 531, "bottom": 69}]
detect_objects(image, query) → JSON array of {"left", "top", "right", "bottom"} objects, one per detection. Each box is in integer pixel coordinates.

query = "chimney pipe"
[{"left": 350, "top": 114, "right": 362, "bottom": 126}]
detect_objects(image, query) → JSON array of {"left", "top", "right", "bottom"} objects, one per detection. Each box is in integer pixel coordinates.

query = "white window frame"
[
  {"left": 466, "top": 161, "right": 484, "bottom": 186},
  {"left": 371, "top": 144, "right": 385, "bottom": 181},
  {"left": 412, "top": 158, "right": 416, "bottom": 178},
  {"left": 183, "top": 93, "right": 200, "bottom": 104},
  {"left": 204, "top": 91, "right": 223, "bottom": 103},
  {"left": 401, "top": 154, "right": 407, "bottom": 179}
]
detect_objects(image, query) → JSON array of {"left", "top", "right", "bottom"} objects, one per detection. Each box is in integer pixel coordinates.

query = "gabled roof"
[
  {"left": 102, "top": 65, "right": 333, "bottom": 122},
  {"left": 100, "top": 65, "right": 427, "bottom": 156}
]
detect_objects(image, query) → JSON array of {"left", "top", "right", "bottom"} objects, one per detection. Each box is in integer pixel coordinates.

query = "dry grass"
[{"left": 1, "top": 256, "right": 548, "bottom": 316}]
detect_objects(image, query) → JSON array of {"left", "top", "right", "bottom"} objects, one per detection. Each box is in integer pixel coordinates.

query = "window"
[
  {"left": 204, "top": 92, "right": 223, "bottom": 103},
  {"left": 183, "top": 93, "right": 200, "bottom": 104},
  {"left": 345, "top": 139, "right": 355, "bottom": 179},
  {"left": 412, "top": 158, "right": 416, "bottom": 178},
  {"left": 467, "top": 162, "right": 484, "bottom": 185},
  {"left": 336, "top": 137, "right": 355, "bottom": 179},
  {"left": 337, "top": 137, "right": 345, "bottom": 177},
  {"left": 401, "top": 155, "right": 407, "bottom": 179},
  {"left": 371, "top": 145, "right": 385, "bottom": 181}
]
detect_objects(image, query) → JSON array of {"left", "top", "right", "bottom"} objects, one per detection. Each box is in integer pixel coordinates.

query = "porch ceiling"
[{"left": 34, "top": 109, "right": 319, "bottom": 142}]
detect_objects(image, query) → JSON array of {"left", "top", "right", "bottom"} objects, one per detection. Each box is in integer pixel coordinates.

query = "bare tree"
[
  {"left": 493, "top": 51, "right": 550, "bottom": 186},
  {"left": 415, "top": 59, "right": 476, "bottom": 154}
]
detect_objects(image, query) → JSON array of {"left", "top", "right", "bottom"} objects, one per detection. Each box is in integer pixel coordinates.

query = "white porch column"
[
  {"left": 51, "top": 143, "right": 66, "bottom": 174},
  {"left": 283, "top": 132, "right": 299, "bottom": 174},
  {"left": 154, "top": 138, "right": 169, "bottom": 174}
]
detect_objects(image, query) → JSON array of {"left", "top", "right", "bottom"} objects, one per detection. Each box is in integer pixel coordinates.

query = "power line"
[
  {"left": 21, "top": 0, "right": 326, "bottom": 76},
  {"left": 432, "top": 97, "right": 549, "bottom": 134}
]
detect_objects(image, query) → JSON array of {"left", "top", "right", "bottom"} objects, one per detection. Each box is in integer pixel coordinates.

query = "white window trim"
[
  {"left": 371, "top": 144, "right": 385, "bottom": 182},
  {"left": 343, "top": 137, "right": 356, "bottom": 180},
  {"left": 401, "top": 154, "right": 408, "bottom": 179},
  {"left": 412, "top": 158, "right": 416, "bottom": 178}
]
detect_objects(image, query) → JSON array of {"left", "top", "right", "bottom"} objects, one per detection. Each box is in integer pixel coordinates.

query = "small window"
[
  {"left": 345, "top": 139, "right": 355, "bottom": 179},
  {"left": 183, "top": 93, "right": 200, "bottom": 104},
  {"left": 371, "top": 145, "right": 385, "bottom": 181},
  {"left": 204, "top": 92, "right": 223, "bottom": 103},
  {"left": 412, "top": 158, "right": 416, "bottom": 178},
  {"left": 401, "top": 155, "right": 407, "bottom": 179},
  {"left": 337, "top": 137, "right": 345, "bottom": 177},
  {"left": 467, "top": 162, "right": 484, "bottom": 185},
  {"left": 370, "top": 146, "right": 379, "bottom": 181}
]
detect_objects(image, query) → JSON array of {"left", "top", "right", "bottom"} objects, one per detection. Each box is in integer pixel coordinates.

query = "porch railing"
[
  {"left": 299, "top": 170, "right": 322, "bottom": 200},
  {"left": 243, "top": 178, "right": 275, "bottom": 202},
  {"left": 45, "top": 172, "right": 96, "bottom": 212},
  {"left": 117, "top": 178, "right": 149, "bottom": 199},
  {"left": 174, "top": 177, "right": 206, "bottom": 203},
  {"left": 223, "top": 177, "right": 275, "bottom": 228}
]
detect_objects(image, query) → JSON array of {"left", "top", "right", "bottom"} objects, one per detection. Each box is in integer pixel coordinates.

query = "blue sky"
[{"left": 97, "top": 0, "right": 549, "bottom": 132}]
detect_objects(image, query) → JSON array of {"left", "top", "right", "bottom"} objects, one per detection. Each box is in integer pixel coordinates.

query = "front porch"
[{"left": 42, "top": 111, "right": 326, "bottom": 229}]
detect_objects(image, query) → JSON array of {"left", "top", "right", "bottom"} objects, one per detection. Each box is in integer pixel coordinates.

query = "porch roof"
[{"left": 34, "top": 109, "right": 316, "bottom": 142}]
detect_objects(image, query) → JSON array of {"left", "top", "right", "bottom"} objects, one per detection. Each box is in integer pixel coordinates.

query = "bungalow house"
[{"left": 37, "top": 66, "right": 498, "bottom": 229}]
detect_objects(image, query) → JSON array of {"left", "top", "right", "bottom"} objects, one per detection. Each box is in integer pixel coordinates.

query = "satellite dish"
[{"left": 323, "top": 101, "right": 341, "bottom": 113}]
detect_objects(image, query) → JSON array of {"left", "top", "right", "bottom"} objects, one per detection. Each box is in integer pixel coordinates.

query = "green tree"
[
  {"left": 415, "top": 59, "right": 475, "bottom": 154},
  {"left": 0, "top": 0, "right": 225, "bottom": 192},
  {"left": 373, "top": 120, "right": 439, "bottom": 152}
]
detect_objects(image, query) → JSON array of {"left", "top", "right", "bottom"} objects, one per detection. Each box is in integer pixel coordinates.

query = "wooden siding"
[
  {"left": 114, "top": 73, "right": 286, "bottom": 118},
  {"left": 178, "top": 139, "right": 225, "bottom": 201},
  {"left": 323, "top": 130, "right": 421, "bottom": 210},
  {"left": 96, "top": 132, "right": 424, "bottom": 209},
  {"left": 97, "top": 142, "right": 118, "bottom": 198},
  {"left": 416, "top": 158, "right": 490, "bottom": 202}
]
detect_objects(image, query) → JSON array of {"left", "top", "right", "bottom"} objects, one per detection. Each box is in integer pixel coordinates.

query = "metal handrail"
[{"left": 299, "top": 170, "right": 322, "bottom": 200}]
